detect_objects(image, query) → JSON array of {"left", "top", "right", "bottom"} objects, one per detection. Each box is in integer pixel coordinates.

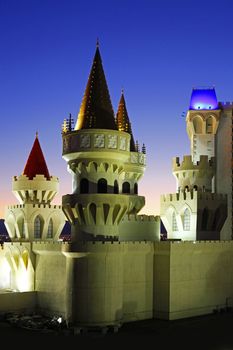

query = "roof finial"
[
  {"left": 121, "top": 87, "right": 124, "bottom": 95},
  {"left": 96, "top": 37, "right": 99, "bottom": 48},
  {"left": 36, "top": 131, "right": 38, "bottom": 138}
]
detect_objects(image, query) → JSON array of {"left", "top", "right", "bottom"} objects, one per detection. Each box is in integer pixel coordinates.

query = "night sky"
[{"left": 1, "top": 0, "right": 233, "bottom": 218}]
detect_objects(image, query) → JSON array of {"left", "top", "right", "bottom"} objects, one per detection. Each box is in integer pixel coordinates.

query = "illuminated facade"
[
  {"left": 161, "top": 87, "right": 229, "bottom": 241},
  {"left": 1, "top": 47, "right": 233, "bottom": 328}
]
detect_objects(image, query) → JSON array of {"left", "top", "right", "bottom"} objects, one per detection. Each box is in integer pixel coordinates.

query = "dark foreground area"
[{"left": 1, "top": 311, "right": 233, "bottom": 349}]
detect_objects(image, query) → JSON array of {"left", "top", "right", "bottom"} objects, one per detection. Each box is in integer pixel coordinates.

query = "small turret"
[
  {"left": 13, "top": 133, "right": 59, "bottom": 204},
  {"left": 172, "top": 155, "right": 215, "bottom": 193},
  {"left": 5, "top": 133, "right": 65, "bottom": 241}
]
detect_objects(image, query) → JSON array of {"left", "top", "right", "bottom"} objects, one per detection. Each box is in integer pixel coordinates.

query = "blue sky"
[{"left": 1, "top": 0, "right": 233, "bottom": 218}]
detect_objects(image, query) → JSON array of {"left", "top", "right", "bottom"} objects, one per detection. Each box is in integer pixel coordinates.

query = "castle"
[{"left": 0, "top": 44, "right": 233, "bottom": 329}]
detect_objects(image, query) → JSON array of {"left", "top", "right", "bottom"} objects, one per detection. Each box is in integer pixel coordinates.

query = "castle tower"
[
  {"left": 160, "top": 87, "right": 227, "bottom": 241},
  {"left": 61, "top": 44, "right": 146, "bottom": 326},
  {"left": 4, "top": 133, "right": 66, "bottom": 241},
  {"left": 62, "top": 45, "right": 146, "bottom": 242}
]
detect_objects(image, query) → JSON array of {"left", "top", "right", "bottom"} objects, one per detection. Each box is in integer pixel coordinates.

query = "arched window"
[
  {"left": 193, "top": 185, "right": 198, "bottom": 191},
  {"left": 206, "top": 116, "right": 214, "bottom": 133},
  {"left": 183, "top": 209, "right": 190, "bottom": 231},
  {"left": 47, "top": 219, "right": 53, "bottom": 238},
  {"left": 172, "top": 212, "right": 178, "bottom": 231},
  {"left": 80, "top": 178, "right": 89, "bottom": 194},
  {"left": 201, "top": 208, "right": 209, "bottom": 231},
  {"left": 134, "top": 183, "right": 138, "bottom": 194},
  {"left": 193, "top": 116, "right": 203, "bottom": 133},
  {"left": 114, "top": 180, "right": 119, "bottom": 194},
  {"left": 18, "top": 217, "right": 25, "bottom": 238},
  {"left": 122, "top": 182, "right": 130, "bottom": 194},
  {"left": 98, "top": 178, "right": 107, "bottom": 193},
  {"left": 34, "top": 216, "right": 42, "bottom": 239}
]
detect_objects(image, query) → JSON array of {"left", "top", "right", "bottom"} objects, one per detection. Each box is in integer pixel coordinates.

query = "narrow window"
[
  {"left": 183, "top": 209, "right": 190, "bottom": 231},
  {"left": 172, "top": 212, "right": 178, "bottom": 231},
  {"left": 34, "top": 216, "right": 42, "bottom": 239},
  {"left": 47, "top": 219, "right": 53, "bottom": 238},
  {"left": 80, "top": 178, "right": 89, "bottom": 194},
  {"left": 98, "top": 178, "right": 107, "bottom": 193},
  {"left": 122, "top": 182, "right": 130, "bottom": 194},
  {"left": 202, "top": 208, "right": 209, "bottom": 231},
  {"left": 114, "top": 180, "right": 119, "bottom": 194}
]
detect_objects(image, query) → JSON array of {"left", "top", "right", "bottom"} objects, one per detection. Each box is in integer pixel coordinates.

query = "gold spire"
[
  {"left": 116, "top": 91, "right": 136, "bottom": 151},
  {"left": 75, "top": 46, "right": 117, "bottom": 131}
]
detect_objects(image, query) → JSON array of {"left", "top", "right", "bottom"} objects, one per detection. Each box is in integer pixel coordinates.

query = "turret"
[
  {"left": 62, "top": 44, "right": 145, "bottom": 241},
  {"left": 13, "top": 133, "right": 59, "bottom": 204},
  {"left": 172, "top": 155, "right": 215, "bottom": 193},
  {"left": 5, "top": 134, "right": 65, "bottom": 241}
]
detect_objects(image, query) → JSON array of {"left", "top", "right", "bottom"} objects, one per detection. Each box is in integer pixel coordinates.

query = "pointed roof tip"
[
  {"left": 116, "top": 90, "right": 136, "bottom": 152},
  {"left": 75, "top": 40, "right": 117, "bottom": 131},
  {"left": 23, "top": 135, "right": 50, "bottom": 180},
  {"left": 96, "top": 37, "right": 99, "bottom": 48}
]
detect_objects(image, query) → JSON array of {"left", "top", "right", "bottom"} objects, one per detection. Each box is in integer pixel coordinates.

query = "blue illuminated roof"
[{"left": 189, "top": 87, "right": 218, "bottom": 110}]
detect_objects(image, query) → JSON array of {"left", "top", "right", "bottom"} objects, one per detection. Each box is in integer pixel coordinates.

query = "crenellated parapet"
[
  {"left": 173, "top": 155, "right": 215, "bottom": 171},
  {"left": 13, "top": 174, "right": 59, "bottom": 204},
  {"left": 172, "top": 155, "right": 215, "bottom": 192},
  {"left": 122, "top": 214, "right": 160, "bottom": 222},
  {"left": 219, "top": 101, "right": 233, "bottom": 110},
  {"left": 7, "top": 203, "right": 62, "bottom": 210},
  {"left": 161, "top": 191, "right": 227, "bottom": 203}
]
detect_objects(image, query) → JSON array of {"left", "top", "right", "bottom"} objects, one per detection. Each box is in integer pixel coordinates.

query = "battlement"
[
  {"left": 161, "top": 191, "right": 227, "bottom": 203},
  {"left": 219, "top": 101, "right": 233, "bottom": 109},
  {"left": 173, "top": 155, "right": 215, "bottom": 171},
  {"left": 13, "top": 174, "right": 59, "bottom": 182},
  {"left": 122, "top": 214, "right": 160, "bottom": 222},
  {"left": 155, "top": 240, "right": 233, "bottom": 247},
  {"left": 7, "top": 204, "right": 62, "bottom": 210}
]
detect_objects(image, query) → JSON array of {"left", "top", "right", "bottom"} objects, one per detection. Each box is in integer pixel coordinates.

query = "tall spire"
[
  {"left": 75, "top": 45, "right": 117, "bottom": 131},
  {"left": 116, "top": 90, "right": 136, "bottom": 151},
  {"left": 23, "top": 133, "right": 50, "bottom": 180}
]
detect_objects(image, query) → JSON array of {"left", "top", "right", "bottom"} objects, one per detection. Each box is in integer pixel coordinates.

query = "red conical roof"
[{"left": 23, "top": 133, "right": 50, "bottom": 180}]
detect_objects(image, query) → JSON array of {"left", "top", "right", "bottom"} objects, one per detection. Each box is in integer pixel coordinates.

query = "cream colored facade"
[{"left": 1, "top": 50, "right": 233, "bottom": 331}]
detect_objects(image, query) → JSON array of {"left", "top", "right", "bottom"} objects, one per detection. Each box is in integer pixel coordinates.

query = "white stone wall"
[
  {"left": 154, "top": 241, "right": 233, "bottom": 320},
  {"left": 119, "top": 214, "right": 160, "bottom": 241}
]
